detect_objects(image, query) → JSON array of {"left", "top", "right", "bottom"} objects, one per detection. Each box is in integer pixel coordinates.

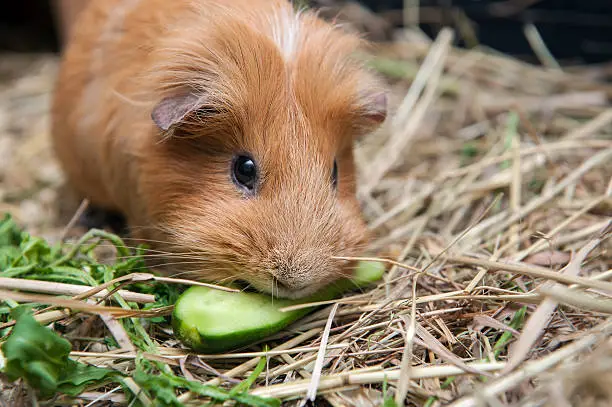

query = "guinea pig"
[{"left": 51, "top": 0, "right": 387, "bottom": 299}]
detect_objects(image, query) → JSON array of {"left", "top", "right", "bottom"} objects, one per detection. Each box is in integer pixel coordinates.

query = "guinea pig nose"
[
  {"left": 272, "top": 263, "right": 313, "bottom": 291},
  {"left": 273, "top": 275, "right": 308, "bottom": 291}
]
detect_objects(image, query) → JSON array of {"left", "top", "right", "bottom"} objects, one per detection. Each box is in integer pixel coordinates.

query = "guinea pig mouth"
[
  {"left": 228, "top": 279, "right": 310, "bottom": 299},
  {"left": 244, "top": 278, "right": 323, "bottom": 300},
  {"left": 231, "top": 279, "right": 260, "bottom": 293},
  {"left": 219, "top": 273, "right": 327, "bottom": 299}
]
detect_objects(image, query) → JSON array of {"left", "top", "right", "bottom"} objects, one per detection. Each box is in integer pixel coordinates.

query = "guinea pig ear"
[
  {"left": 359, "top": 91, "right": 388, "bottom": 125},
  {"left": 151, "top": 93, "right": 201, "bottom": 131}
]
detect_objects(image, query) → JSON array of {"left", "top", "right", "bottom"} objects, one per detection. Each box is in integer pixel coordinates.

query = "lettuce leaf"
[{"left": 1, "top": 307, "right": 121, "bottom": 399}]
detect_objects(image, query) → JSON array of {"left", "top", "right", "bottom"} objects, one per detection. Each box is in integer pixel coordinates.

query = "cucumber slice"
[{"left": 172, "top": 260, "right": 385, "bottom": 353}]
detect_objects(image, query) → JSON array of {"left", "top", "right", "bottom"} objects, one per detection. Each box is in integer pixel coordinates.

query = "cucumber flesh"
[{"left": 172, "top": 261, "right": 385, "bottom": 353}]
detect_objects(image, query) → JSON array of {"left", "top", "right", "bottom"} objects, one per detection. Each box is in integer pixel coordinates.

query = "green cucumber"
[{"left": 172, "top": 261, "right": 385, "bottom": 353}]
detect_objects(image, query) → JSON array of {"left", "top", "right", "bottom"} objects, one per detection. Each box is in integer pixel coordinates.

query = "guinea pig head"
[{"left": 139, "top": 10, "right": 387, "bottom": 299}]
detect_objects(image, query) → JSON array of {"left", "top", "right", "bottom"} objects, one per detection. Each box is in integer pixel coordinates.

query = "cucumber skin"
[
  {"left": 172, "top": 261, "right": 385, "bottom": 353},
  {"left": 173, "top": 301, "right": 313, "bottom": 353}
]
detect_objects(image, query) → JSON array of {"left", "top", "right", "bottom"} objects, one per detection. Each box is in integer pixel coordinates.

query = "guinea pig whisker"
[
  {"left": 121, "top": 233, "right": 214, "bottom": 252},
  {"left": 144, "top": 260, "right": 226, "bottom": 269},
  {"left": 142, "top": 259, "right": 240, "bottom": 281},
  {"left": 202, "top": 275, "right": 245, "bottom": 289},
  {"left": 77, "top": 242, "right": 181, "bottom": 257},
  {"left": 152, "top": 252, "right": 223, "bottom": 261},
  {"left": 177, "top": 260, "right": 237, "bottom": 270},
  {"left": 162, "top": 273, "right": 238, "bottom": 288},
  {"left": 213, "top": 277, "right": 237, "bottom": 286},
  {"left": 87, "top": 250, "right": 206, "bottom": 261},
  {"left": 170, "top": 264, "right": 240, "bottom": 280},
  {"left": 238, "top": 283, "right": 253, "bottom": 293},
  {"left": 164, "top": 270, "right": 209, "bottom": 279},
  {"left": 59, "top": 241, "right": 150, "bottom": 253},
  {"left": 139, "top": 253, "right": 218, "bottom": 261},
  {"left": 342, "top": 278, "right": 366, "bottom": 292},
  {"left": 101, "top": 241, "right": 235, "bottom": 262},
  {"left": 121, "top": 237, "right": 184, "bottom": 246}
]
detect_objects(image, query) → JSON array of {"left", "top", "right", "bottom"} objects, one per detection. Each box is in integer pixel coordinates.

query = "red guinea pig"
[{"left": 51, "top": 0, "right": 387, "bottom": 299}]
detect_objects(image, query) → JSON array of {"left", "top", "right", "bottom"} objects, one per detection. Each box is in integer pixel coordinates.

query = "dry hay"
[{"left": 0, "top": 20, "right": 611, "bottom": 407}]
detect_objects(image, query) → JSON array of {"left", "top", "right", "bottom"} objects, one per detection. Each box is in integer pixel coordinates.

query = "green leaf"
[
  {"left": 382, "top": 397, "right": 399, "bottom": 407},
  {"left": 0, "top": 214, "right": 23, "bottom": 247},
  {"left": 461, "top": 141, "right": 479, "bottom": 158},
  {"left": 424, "top": 396, "right": 439, "bottom": 407},
  {"left": 493, "top": 306, "right": 527, "bottom": 359},
  {"left": 500, "top": 111, "right": 519, "bottom": 170},
  {"left": 381, "top": 374, "right": 398, "bottom": 407},
  {"left": 132, "top": 357, "right": 280, "bottom": 407},
  {"left": 230, "top": 349, "right": 268, "bottom": 396},
  {"left": 1, "top": 307, "right": 121, "bottom": 399}
]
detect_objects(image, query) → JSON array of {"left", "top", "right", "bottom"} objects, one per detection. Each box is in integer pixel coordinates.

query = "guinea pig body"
[{"left": 51, "top": 0, "right": 387, "bottom": 299}]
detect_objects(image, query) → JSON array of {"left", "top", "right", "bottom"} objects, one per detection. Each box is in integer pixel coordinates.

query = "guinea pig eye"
[
  {"left": 232, "top": 155, "right": 258, "bottom": 191},
  {"left": 331, "top": 160, "right": 338, "bottom": 189}
]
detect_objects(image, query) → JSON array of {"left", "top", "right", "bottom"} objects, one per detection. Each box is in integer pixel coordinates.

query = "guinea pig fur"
[{"left": 51, "top": 0, "right": 387, "bottom": 299}]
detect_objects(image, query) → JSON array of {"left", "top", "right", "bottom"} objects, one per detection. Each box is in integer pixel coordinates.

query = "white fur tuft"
[{"left": 267, "top": 5, "right": 303, "bottom": 61}]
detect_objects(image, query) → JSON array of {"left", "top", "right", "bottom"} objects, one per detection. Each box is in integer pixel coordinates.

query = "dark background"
[{"left": 2, "top": 0, "right": 612, "bottom": 65}]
